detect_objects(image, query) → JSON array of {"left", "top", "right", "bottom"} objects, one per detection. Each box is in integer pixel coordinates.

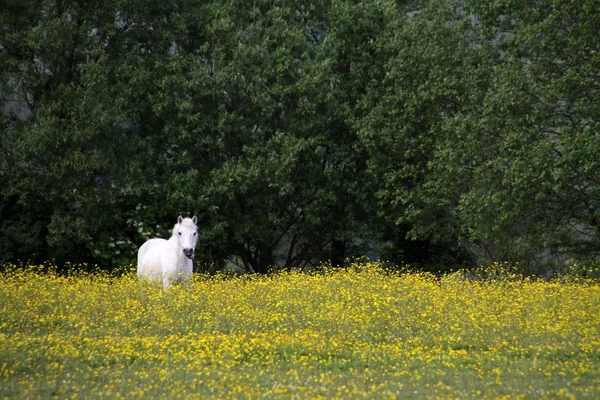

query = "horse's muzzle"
[{"left": 183, "top": 248, "right": 195, "bottom": 260}]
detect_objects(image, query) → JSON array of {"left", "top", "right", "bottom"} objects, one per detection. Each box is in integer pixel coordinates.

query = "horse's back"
[{"left": 137, "top": 238, "right": 168, "bottom": 279}]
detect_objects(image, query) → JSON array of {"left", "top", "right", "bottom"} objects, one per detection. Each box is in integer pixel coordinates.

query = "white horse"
[{"left": 137, "top": 216, "right": 198, "bottom": 288}]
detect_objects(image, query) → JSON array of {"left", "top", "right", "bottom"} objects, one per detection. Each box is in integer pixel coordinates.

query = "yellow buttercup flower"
[{"left": 0, "top": 262, "right": 598, "bottom": 398}]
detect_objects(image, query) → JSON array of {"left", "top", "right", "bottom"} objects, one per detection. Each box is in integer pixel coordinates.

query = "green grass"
[{"left": 1, "top": 263, "right": 599, "bottom": 398}]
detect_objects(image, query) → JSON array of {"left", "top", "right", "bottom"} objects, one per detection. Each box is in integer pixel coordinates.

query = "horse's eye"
[
  {"left": 193, "top": 232, "right": 197, "bottom": 236},
  {"left": 178, "top": 232, "right": 181, "bottom": 235}
]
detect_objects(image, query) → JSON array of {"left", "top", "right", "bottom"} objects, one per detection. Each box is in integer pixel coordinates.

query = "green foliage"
[
  {"left": 0, "top": 0, "right": 193, "bottom": 264},
  {"left": 358, "top": 0, "right": 481, "bottom": 269},
  {"left": 440, "top": 0, "right": 600, "bottom": 269},
  {"left": 1, "top": 0, "right": 599, "bottom": 272}
]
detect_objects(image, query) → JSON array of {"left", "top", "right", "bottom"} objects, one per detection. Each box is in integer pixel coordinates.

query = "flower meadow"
[{"left": 1, "top": 263, "right": 599, "bottom": 399}]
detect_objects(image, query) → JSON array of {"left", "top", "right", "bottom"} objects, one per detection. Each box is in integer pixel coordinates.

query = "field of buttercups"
[{"left": 1, "top": 263, "right": 599, "bottom": 399}]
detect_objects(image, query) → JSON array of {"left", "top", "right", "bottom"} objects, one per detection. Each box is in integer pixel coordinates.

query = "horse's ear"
[
  {"left": 178, "top": 216, "right": 183, "bottom": 224},
  {"left": 192, "top": 216, "right": 198, "bottom": 224}
]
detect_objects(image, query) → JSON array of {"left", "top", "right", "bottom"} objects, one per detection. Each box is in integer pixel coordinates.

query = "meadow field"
[{"left": 1, "top": 263, "right": 599, "bottom": 399}]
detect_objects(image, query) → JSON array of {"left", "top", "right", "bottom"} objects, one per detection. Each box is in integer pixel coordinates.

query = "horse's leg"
[
  {"left": 161, "top": 249, "right": 180, "bottom": 289},
  {"left": 162, "top": 271, "right": 175, "bottom": 289}
]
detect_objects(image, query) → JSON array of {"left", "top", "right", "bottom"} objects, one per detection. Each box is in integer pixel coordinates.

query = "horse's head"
[{"left": 173, "top": 215, "right": 198, "bottom": 259}]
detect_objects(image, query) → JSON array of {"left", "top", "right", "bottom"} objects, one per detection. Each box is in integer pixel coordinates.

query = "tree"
[
  {"left": 357, "top": 0, "right": 481, "bottom": 269},
  {"left": 441, "top": 0, "right": 600, "bottom": 270},
  {"left": 0, "top": 0, "right": 379, "bottom": 270},
  {"left": 361, "top": 0, "right": 600, "bottom": 272},
  {"left": 4, "top": 0, "right": 597, "bottom": 274},
  {"left": 0, "top": 0, "right": 183, "bottom": 265},
  {"left": 171, "top": 1, "right": 378, "bottom": 272}
]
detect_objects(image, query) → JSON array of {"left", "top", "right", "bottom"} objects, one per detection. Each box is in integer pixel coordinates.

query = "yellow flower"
[{"left": 0, "top": 262, "right": 599, "bottom": 398}]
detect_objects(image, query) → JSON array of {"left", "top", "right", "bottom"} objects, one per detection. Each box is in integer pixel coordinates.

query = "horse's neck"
[
  {"left": 167, "top": 236, "right": 182, "bottom": 250},
  {"left": 167, "top": 236, "right": 187, "bottom": 263}
]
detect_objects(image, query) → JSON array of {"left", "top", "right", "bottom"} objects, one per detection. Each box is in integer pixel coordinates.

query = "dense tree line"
[{"left": 1, "top": 0, "right": 598, "bottom": 274}]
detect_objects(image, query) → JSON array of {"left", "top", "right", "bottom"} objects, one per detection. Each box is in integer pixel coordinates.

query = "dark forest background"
[{"left": 1, "top": 0, "right": 599, "bottom": 274}]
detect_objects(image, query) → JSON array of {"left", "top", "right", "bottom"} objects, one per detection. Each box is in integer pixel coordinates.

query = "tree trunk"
[
  {"left": 331, "top": 237, "right": 346, "bottom": 267},
  {"left": 252, "top": 245, "right": 273, "bottom": 274}
]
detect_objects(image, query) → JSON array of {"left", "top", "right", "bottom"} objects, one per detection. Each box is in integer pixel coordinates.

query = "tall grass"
[{"left": 1, "top": 263, "right": 599, "bottom": 398}]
